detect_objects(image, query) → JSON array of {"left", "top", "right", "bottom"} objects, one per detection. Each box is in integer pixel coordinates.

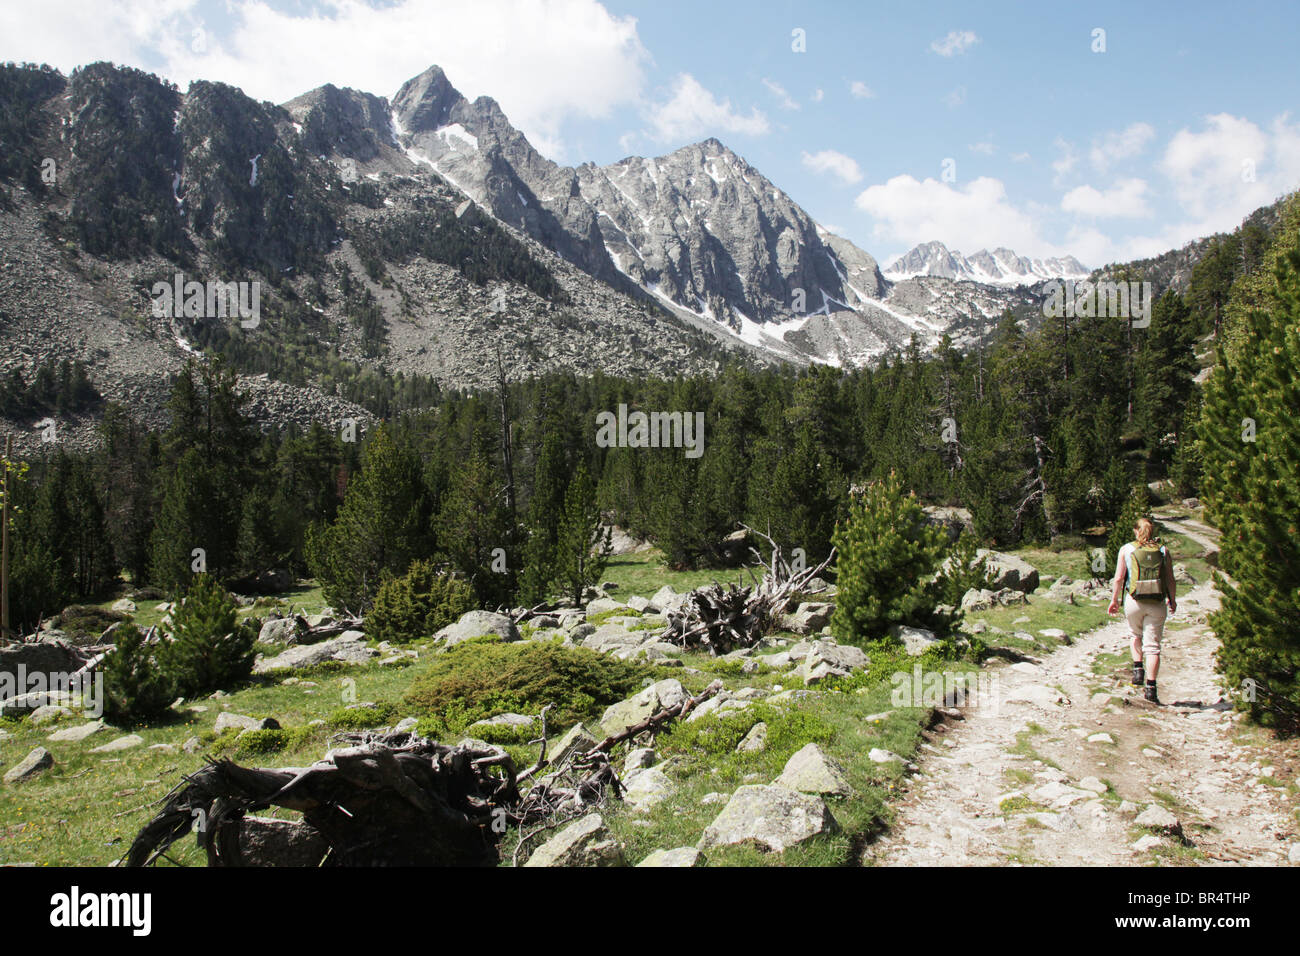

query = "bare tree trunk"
[{"left": 2, "top": 435, "right": 10, "bottom": 643}]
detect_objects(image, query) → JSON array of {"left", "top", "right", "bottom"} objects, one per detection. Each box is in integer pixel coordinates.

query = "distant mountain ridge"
[{"left": 886, "top": 240, "right": 1089, "bottom": 286}]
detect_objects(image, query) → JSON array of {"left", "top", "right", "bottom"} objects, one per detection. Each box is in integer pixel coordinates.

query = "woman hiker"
[{"left": 1107, "top": 516, "right": 1177, "bottom": 704}]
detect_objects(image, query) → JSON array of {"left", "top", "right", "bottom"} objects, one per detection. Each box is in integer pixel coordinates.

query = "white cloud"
[
  {"left": 1060, "top": 178, "right": 1152, "bottom": 218},
  {"left": 801, "top": 149, "right": 863, "bottom": 184},
  {"left": 849, "top": 80, "right": 875, "bottom": 100},
  {"left": 1010, "top": 151, "right": 1031, "bottom": 163},
  {"left": 762, "top": 78, "right": 799, "bottom": 111},
  {"left": 644, "top": 73, "right": 769, "bottom": 144},
  {"left": 943, "top": 86, "right": 967, "bottom": 108},
  {"left": 0, "top": 0, "right": 651, "bottom": 161},
  {"left": 811, "top": 88, "right": 825, "bottom": 103},
  {"left": 1051, "top": 137, "right": 1078, "bottom": 184},
  {"left": 855, "top": 174, "right": 1056, "bottom": 256},
  {"left": 1089, "top": 122, "right": 1155, "bottom": 173},
  {"left": 930, "top": 30, "right": 979, "bottom": 57},
  {"left": 1158, "top": 113, "right": 1300, "bottom": 226},
  {"left": 969, "top": 139, "right": 995, "bottom": 155}
]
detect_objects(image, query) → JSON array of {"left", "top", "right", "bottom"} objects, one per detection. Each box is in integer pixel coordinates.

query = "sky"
[{"left": 3, "top": 0, "right": 1298, "bottom": 269}]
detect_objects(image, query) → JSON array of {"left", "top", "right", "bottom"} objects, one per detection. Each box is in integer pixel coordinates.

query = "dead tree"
[
  {"left": 660, "top": 527, "right": 834, "bottom": 653},
  {"left": 126, "top": 683, "right": 725, "bottom": 867},
  {"left": 126, "top": 734, "right": 515, "bottom": 867}
]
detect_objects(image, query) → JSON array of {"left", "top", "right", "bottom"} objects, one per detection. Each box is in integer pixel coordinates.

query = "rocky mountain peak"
[{"left": 391, "top": 64, "right": 468, "bottom": 133}]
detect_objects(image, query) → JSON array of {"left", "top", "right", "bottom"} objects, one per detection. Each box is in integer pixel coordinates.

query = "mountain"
[
  {"left": 378, "top": 67, "right": 1044, "bottom": 365},
  {"left": 885, "top": 241, "right": 1089, "bottom": 285},
  {"left": 0, "top": 59, "right": 1092, "bottom": 452}
]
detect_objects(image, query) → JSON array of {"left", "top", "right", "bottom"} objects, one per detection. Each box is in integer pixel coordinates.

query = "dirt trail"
[{"left": 867, "top": 579, "right": 1299, "bottom": 866}]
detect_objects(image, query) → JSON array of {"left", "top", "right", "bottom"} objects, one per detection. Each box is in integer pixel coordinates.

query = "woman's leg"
[
  {"left": 1124, "top": 596, "right": 1145, "bottom": 661},
  {"left": 1143, "top": 601, "right": 1168, "bottom": 679}
]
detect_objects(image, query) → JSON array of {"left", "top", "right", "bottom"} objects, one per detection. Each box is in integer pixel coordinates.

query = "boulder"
[
  {"left": 779, "top": 602, "right": 835, "bottom": 635},
  {"left": 523, "top": 813, "right": 625, "bottom": 867},
  {"left": 626, "top": 595, "right": 659, "bottom": 614},
  {"left": 89, "top": 734, "right": 144, "bottom": 753},
  {"left": 624, "top": 767, "right": 676, "bottom": 811},
  {"left": 47, "top": 720, "right": 105, "bottom": 742},
  {"left": 775, "top": 743, "right": 853, "bottom": 797},
  {"left": 548, "top": 722, "right": 600, "bottom": 765},
  {"left": 1, "top": 639, "right": 86, "bottom": 690},
  {"left": 698, "top": 785, "right": 837, "bottom": 853},
  {"left": 468, "top": 713, "right": 534, "bottom": 732},
  {"left": 110, "top": 598, "right": 137, "bottom": 614},
  {"left": 585, "top": 598, "right": 627, "bottom": 617},
  {"left": 3, "top": 747, "right": 53, "bottom": 784},
  {"left": 889, "top": 625, "right": 941, "bottom": 657},
  {"left": 253, "top": 632, "right": 377, "bottom": 673},
  {"left": 800, "top": 642, "right": 869, "bottom": 685},
  {"left": 686, "top": 694, "right": 752, "bottom": 722},
  {"left": 433, "top": 611, "right": 521, "bottom": 648},
  {"left": 736, "top": 721, "right": 768, "bottom": 753},
  {"left": 258, "top": 618, "right": 300, "bottom": 645},
  {"left": 977, "top": 550, "right": 1040, "bottom": 593},
  {"left": 637, "top": 847, "right": 701, "bottom": 867},
  {"left": 995, "top": 588, "right": 1030, "bottom": 606},
  {"left": 600, "top": 679, "right": 687, "bottom": 737},
  {"left": 0, "top": 690, "right": 80, "bottom": 718},
  {"left": 234, "top": 816, "right": 329, "bottom": 866},
  {"left": 650, "top": 586, "right": 685, "bottom": 614},
  {"left": 215, "top": 713, "right": 280, "bottom": 733},
  {"left": 960, "top": 588, "right": 997, "bottom": 612},
  {"left": 581, "top": 624, "right": 643, "bottom": 652},
  {"left": 1135, "top": 804, "right": 1182, "bottom": 835},
  {"left": 923, "top": 506, "right": 975, "bottom": 543},
  {"left": 624, "top": 748, "right": 657, "bottom": 773},
  {"left": 29, "top": 704, "right": 73, "bottom": 725}
]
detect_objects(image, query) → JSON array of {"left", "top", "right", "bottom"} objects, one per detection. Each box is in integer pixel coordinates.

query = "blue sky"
[{"left": 3, "top": 0, "right": 1298, "bottom": 268}]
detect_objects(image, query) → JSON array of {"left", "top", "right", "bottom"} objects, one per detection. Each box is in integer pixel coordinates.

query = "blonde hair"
[{"left": 1134, "top": 517, "right": 1156, "bottom": 547}]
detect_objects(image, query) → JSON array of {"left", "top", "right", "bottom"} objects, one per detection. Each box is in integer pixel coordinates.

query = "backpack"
[{"left": 1125, "top": 543, "right": 1167, "bottom": 600}]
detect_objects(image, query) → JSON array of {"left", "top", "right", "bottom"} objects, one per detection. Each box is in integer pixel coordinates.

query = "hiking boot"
[
  {"left": 1143, "top": 681, "right": 1160, "bottom": 704},
  {"left": 1131, "top": 662, "right": 1145, "bottom": 686}
]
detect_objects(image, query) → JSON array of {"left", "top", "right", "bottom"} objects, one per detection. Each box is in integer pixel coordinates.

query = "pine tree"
[
  {"left": 161, "top": 573, "right": 255, "bottom": 699},
  {"left": 150, "top": 447, "right": 225, "bottom": 594},
  {"left": 830, "top": 472, "right": 950, "bottom": 646},
  {"left": 307, "top": 425, "right": 430, "bottom": 612},
  {"left": 1201, "top": 228, "right": 1300, "bottom": 725},
  {"left": 368, "top": 558, "right": 476, "bottom": 643},
  {"left": 518, "top": 429, "right": 567, "bottom": 604},
  {"left": 1099, "top": 484, "right": 1153, "bottom": 582},
  {"left": 435, "top": 439, "right": 517, "bottom": 608},
  {"left": 102, "top": 625, "right": 174, "bottom": 724},
  {"left": 553, "top": 463, "right": 612, "bottom": 607}
]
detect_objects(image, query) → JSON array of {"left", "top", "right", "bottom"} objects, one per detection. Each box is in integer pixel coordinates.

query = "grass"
[
  {"left": 963, "top": 597, "right": 1110, "bottom": 656},
  {"left": 5, "top": 539, "right": 1133, "bottom": 867},
  {"left": 91, "top": 582, "right": 333, "bottom": 635},
  {"left": 598, "top": 552, "right": 751, "bottom": 599}
]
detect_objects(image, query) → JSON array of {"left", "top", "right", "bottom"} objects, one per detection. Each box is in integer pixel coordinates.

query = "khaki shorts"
[{"left": 1124, "top": 594, "right": 1167, "bottom": 657}]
